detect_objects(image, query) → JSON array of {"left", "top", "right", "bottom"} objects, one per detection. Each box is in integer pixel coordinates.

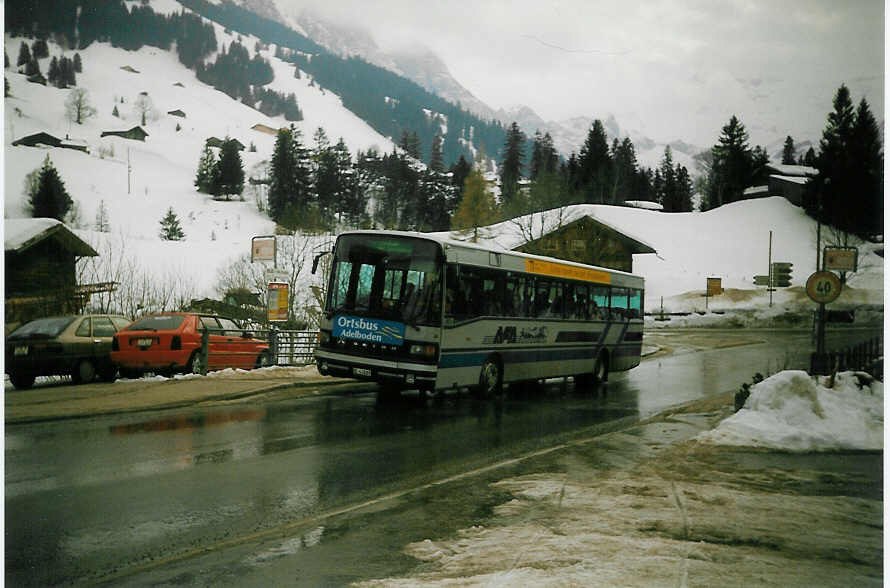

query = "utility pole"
[{"left": 768, "top": 230, "right": 773, "bottom": 307}]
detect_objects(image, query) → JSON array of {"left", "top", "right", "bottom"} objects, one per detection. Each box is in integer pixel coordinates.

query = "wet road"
[{"left": 5, "top": 328, "right": 879, "bottom": 586}]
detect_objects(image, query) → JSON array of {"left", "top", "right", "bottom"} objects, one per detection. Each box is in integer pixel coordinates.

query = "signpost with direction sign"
[{"left": 770, "top": 262, "right": 793, "bottom": 287}]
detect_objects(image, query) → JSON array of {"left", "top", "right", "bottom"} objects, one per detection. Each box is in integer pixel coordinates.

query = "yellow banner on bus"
[{"left": 524, "top": 259, "right": 611, "bottom": 284}]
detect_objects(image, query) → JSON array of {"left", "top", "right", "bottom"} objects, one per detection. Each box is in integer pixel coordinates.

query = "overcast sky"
[{"left": 280, "top": 0, "right": 884, "bottom": 147}]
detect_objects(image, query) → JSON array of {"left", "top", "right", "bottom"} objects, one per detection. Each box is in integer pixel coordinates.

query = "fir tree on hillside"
[
  {"left": 805, "top": 84, "right": 883, "bottom": 238},
  {"left": 703, "top": 115, "right": 752, "bottom": 210},
  {"left": 159, "top": 207, "right": 186, "bottom": 241},
  {"left": 611, "top": 137, "right": 639, "bottom": 205},
  {"left": 28, "top": 155, "right": 73, "bottom": 221},
  {"left": 16, "top": 41, "right": 30, "bottom": 69},
  {"left": 32, "top": 39, "right": 49, "bottom": 59},
  {"left": 499, "top": 122, "right": 526, "bottom": 207},
  {"left": 212, "top": 139, "right": 245, "bottom": 200},
  {"left": 782, "top": 136, "right": 796, "bottom": 165},
  {"left": 576, "top": 120, "right": 612, "bottom": 204},
  {"left": 429, "top": 133, "right": 444, "bottom": 173},
  {"left": 268, "top": 126, "right": 312, "bottom": 227}
]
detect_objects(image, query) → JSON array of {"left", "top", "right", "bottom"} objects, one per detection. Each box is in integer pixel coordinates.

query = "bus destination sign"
[
  {"left": 525, "top": 259, "right": 611, "bottom": 284},
  {"left": 333, "top": 315, "right": 406, "bottom": 345}
]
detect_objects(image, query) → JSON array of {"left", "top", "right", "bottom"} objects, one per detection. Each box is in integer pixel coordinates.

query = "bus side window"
[
  {"left": 572, "top": 284, "right": 589, "bottom": 320},
  {"left": 628, "top": 288, "right": 643, "bottom": 318},
  {"left": 611, "top": 288, "right": 629, "bottom": 319},
  {"left": 547, "top": 282, "right": 564, "bottom": 318},
  {"left": 591, "top": 286, "right": 609, "bottom": 320},
  {"left": 445, "top": 264, "right": 463, "bottom": 319}
]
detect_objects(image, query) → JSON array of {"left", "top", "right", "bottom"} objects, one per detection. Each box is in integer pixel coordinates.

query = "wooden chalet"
[
  {"left": 4, "top": 219, "right": 114, "bottom": 327},
  {"left": 513, "top": 214, "right": 656, "bottom": 274},
  {"left": 100, "top": 126, "right": 148, "bottom": 141}
]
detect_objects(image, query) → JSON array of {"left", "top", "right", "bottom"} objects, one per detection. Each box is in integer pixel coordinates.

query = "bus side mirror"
[{"left": 312, "top": 251, "right": 331, "bottom": 274}]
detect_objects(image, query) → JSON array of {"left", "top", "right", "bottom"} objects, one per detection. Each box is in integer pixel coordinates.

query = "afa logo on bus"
[{"left": 333, "top": 315, "right": 406, "bottom": 345}]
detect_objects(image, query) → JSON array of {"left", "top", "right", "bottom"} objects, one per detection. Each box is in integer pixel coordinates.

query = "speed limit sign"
[{"left": 806, "top": 271, "right": 842, "bottom": 304}]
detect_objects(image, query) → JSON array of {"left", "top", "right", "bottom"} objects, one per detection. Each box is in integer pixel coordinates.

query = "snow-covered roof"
[
  {"left": 743, "top": 185, "right": 770, "bottom": 196},
  {"left": 5, "top": 218, "right": 98, "bottom": 256},
  {"left": 767, "top": 163, "right": 818, "bottom": 177},
  {"left": 770, "top": 174, "right": 809, "bottom": 185},
  {"left": 625, "top": 200, "right": 663, "bottom": 211}
]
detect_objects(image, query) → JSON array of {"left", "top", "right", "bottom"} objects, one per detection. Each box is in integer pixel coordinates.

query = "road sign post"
[
  {"left": 770, "top": 262, "right": 793, "bottom": 287},
  {"left": 806, "top": 270, "right": 842, "bottom": 356}
]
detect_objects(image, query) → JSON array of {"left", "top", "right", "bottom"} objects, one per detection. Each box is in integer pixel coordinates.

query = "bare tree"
[
  {"left": 64, "top": 87, "right": 96, "bottom": 125},
  {"left": 133, "top": 93, "right": 153, "bottom": 126}
]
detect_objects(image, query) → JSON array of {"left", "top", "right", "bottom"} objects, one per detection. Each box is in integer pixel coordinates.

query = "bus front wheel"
[
  {"left": 593, "top": 352, "right": 609, "bottom": 384},
  {"left": 475, "top": 357, "right": 503, "bottom": 398}
]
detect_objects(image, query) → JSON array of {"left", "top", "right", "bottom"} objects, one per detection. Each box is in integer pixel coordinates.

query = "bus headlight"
[{"left": 409, "top": 343, "right": 437, "bottom": 358}]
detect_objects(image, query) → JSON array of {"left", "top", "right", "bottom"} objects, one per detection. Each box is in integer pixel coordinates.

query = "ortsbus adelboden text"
[{"left": 315, "top": 230, "right": 644, "bottom": 397}]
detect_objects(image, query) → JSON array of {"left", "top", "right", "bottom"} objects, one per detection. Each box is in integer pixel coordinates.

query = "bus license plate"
[
  {"left": 353, "top": 367, "right": 372, "bottom": 377},
  {"left": 138, "top": 338, "right": 153, "bottom": 347},
  {"left": 14, "top": 346, "right": 28, "bottom": 356}
]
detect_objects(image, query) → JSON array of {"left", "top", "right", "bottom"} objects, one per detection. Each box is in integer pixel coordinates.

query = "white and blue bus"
[{"left": 315, "top": 230, "right": 644, "bottom": 397}]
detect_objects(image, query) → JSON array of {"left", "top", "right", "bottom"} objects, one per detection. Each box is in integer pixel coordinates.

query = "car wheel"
[
  {"left": 72, "top": 359, "right": 96, "bottom": 385},
  {"left": 186, "top": 352, "right": 205, "bottom": 375},
  {"left": 255, "top": 351, "right": 271, "bottom": 369},
  {"left": 99, "top": 364, "right": 118, "bottom": 382},
  {"left": 9, "top": 372, "right": 35, "bottom": 390},
  {"left": 474, "top": 356, "right": 503, "bottom": 399},
  {"left": 119, "top": 367, "right": 142, "bottom": 380}
]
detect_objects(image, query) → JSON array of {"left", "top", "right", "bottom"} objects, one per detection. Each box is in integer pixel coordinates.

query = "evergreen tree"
[
  {"left": 499, "top": 122, "right": 525, "bottom": 207},
  {"left": 781, "top": 136, "right": 796, "bottom": 165},
  {"left": 29, "top": 155, "right": 73, "bottom": 221},
  {"left": 32, "top": 39, "right": 49, "bottom": 59},
  {"left": 429, "top": 133, "right": 444, "bottom": 173},
  {"left": 73, "top": 53, "right": 82, "bottom": 73},
  {"left": 17, "top": 41, "right": 30, "bottom": 68},
  {"left": 452, "top": 160, "right": 498, "bottom": 241},
  {"left": 158, "top": 207, "right": 185, "bottom": 240},
  {"left": 750, "top": 145, "right": 771, "bottom": 185},
  {"left": 194, "top": 142, "right": 216, "bottom": 192},
  {"left": 47, "top": 56, "right": 60, "bottom": 87},
  {"left": 268, "top": 125, "right": 312, "bottom": 227},
  {"left": 577, "top": 120, "right": 612, "bottom": 204},
  {"left": 25, "top": 55, "right": 41, "bottom": 78},
  {"left": 399, "top": 130, "right": 421, "bottom": 160},
  {"left": 449, "top": 155, "right": 471, "bottom": 203},
  {"left": 611, "top": 137, "right": 639, "bottom": 204},
  {"left": 212, "top": 138, "right": 245, "bottom": 199},
  {"left": 704, "top": 115, "right": 752, "bottom": 210},
  {"left": 806, "top": 85, "right": 883, "bottom": 237},
  {"left": 112, "top": 104, "right": 120, "bottom": 118},
  {"left": 656, "top": 146, "right": 676, "bottom": 211},
  {"left": 802, "top": 147, "right": 817, "bottom": 167}
]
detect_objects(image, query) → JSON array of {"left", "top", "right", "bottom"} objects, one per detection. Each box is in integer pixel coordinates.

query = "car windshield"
[
  {"left": 326, "top": 234, "right": 443, "bottom": 326},
  {"left": 8, "top": 317, "right": 76, "bottom": 340},
  {"left": 125, "top": 315, "right": 186, "bottom": 331}
]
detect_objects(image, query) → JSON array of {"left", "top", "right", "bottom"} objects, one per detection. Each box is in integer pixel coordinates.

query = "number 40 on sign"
[{"left": 805, "top": 271, "right": 842, "bottom": 304}]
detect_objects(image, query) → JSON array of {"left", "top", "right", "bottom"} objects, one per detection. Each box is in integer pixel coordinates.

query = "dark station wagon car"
[
  {"left": 111, "top": 313, "right": 271, "bottom": 376},
  {"left": 6, "top": 314, "right": 133, "bottom": 389}
]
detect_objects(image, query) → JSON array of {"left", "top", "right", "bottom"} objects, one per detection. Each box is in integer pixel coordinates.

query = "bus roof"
[{"left": 336, "top": 229, "right": 645, "bottom": 284}]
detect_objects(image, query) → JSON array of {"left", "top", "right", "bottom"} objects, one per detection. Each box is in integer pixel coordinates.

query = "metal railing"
[
  {"left": 810, "top": 334, "right": 883, "bottom": 378},
  {"left": 195, "top": 328, "right": 318, "bottom": 374},
  {"left": 268, "top": 329, "right": 318, "bottom": 366}
]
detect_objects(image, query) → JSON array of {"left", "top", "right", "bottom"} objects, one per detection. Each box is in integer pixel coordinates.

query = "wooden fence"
[{"left": 810, "top": 335, "right": 883, "bottom": 378}]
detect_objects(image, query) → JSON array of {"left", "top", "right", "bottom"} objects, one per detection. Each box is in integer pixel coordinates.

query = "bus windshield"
[{"left": 327, "top": 234, "right": 443, "bottom": 326}]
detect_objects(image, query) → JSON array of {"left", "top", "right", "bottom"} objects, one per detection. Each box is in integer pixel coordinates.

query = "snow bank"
[{"left": 697, "top": 370, "right": 883, "bottom": 451}]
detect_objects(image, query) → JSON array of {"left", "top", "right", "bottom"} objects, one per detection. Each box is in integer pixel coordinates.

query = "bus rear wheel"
[{"left": 475, "top": 357, "right": 503, "bottom": 398}]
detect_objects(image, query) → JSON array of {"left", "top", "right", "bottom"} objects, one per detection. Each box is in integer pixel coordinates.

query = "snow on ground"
[{"left": 698, "top": 370, "right": 883, "bottom": 451}]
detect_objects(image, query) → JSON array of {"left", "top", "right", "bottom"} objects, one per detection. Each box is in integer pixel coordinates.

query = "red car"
[{"left": 111, "top": 313, "right": 271, "bottom": 376}]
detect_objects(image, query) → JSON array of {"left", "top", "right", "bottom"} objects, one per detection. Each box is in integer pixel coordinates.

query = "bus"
[{"left": 314, "top": 230, "right": 644, "bottom": 397}]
